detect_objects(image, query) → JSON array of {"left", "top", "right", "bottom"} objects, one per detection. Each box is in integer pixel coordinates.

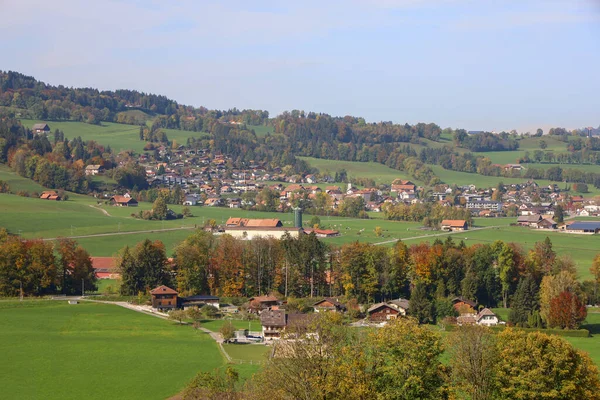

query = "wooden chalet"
[
  {"left": 110, "top": 195, "right": 138, "bottom": 207},
  {"left": 150, "top": 285, "right": 178, "bottom": 310},
  {"left": 248, "top": 295, "right": 280, "bottom": 313},
  {"left": 313, "top": 298, "right": 346, "bottom": 313},
  {"left": 452, "top": 296, "right": 477, "bottom": 311},
  {"left": 260, "top": 310, "right": 314, "bottom": 340},
  {"left": 32, "top": 123, "right": 50, "bottom": 134},
  {"left": 391, "top": 179, "right": 416, "bottom": 193},
  {"left": 367, "top": 299, "right": 409, "bottom": 322}
]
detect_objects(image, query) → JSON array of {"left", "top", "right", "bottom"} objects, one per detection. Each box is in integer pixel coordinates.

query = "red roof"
[
  {"left": 150, "top": 285, "right": 178, "bottom": 295},
  {"left": 441, "top": 219, "right": 467, "bottom": 227}
]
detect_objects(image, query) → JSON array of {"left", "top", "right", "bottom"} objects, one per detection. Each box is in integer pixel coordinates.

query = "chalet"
[
  {"left": 452, "top": 297, "right": 477, "bottom": 312},
  {"left": 90, "top": 257, "right": 120, "bottom": 279},
  {"left": 537, "top": 218, "right": 557, "bottom": 230},
  {"left": 150, "top": 285, "right": 178, "bottom": 310},
  {"left": 565, "top": 221, "right": 600, "bottom": 234},
  {"left": 367, "top": 300, "right": 409, "bottom": 322},
  {"left": 32, "top": 123, "right": 50, "bottom": 134},
  {"left": 313, "top": 298, "right": 346, "bottom": 313},
  {"left": 517, "top": 214, "right": 542, "bottom": 227},
  {"left": 85, "top": 165, "right": 104, "bottom": 176},
  {"left": 110, "top": 195, "right": 138, "bottom": 207},
  {"left": 476, "top": 308, "right": 499, "bottom": 326},
  {"left": 248, "top": 295, "right": 280, "bottom": 313},
  {"left": 440, "top": 220, "right": 468, "bottom": 231},
  {"left": 39, "top": 191, "right": 60, "bottom": 201},
  {"left": 260, "top": 311, "right": 313, "bottom": 341},
  {"left": 181, "top": 295, "right": 220, "bottom": 309},
  {"left": 391, "top": 179, "right": 416, "bottom": 193}
]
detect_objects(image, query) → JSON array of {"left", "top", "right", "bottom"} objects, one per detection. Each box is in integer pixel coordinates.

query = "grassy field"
[
  {"left": 201, "top": 319, "right": 262, "bottom": 332},
  {"left": 19, "top": 119, "right": 209, "bottom": 154},
  {"left": 222, "top": 344, "right": 270, "bottom": 362},
  {"left": 0, "top": 300, "right": 225, "bottom": 400},
  {"left": 298, "top": 156, "right": 417, "bottom": 186}
]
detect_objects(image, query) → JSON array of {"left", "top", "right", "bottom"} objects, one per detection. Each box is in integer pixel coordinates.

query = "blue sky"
[{"left": 1, "top": 0, "right": 599, "bottom": 132}]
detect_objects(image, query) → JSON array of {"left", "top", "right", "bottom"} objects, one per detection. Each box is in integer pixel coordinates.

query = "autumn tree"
[
  {"left": 118, "top": 240, "right": 170, "bottom": 295},
  {"left": 494, "top": 329, "right": 600, "bottom": 399},
  {"left": 220, "top": 321, "right": 236, "bottom": 343},
  {"left": 55, "top": 238, "right": 97, "bottom": 294},
  {"left": 493, "top": 241, "right": 517, "bottom": 308},
  {"left": 539, "top": 270, "right": 581, "bottom": 326},
  {"left": 547, "top": 291, "right": 587, "bottom": 329},
  {"left": 174, "top": 230, "right": 214, "bottom": 296},
  {"left": 152, "top": 195, "right": 168, "bottom": 220},
  {"left": 449, "top": 325, "right": 498, "bottom": 400}
]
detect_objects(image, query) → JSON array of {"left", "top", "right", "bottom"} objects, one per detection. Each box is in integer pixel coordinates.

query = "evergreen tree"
[
  {"left": 508, "top": 276, "right": 539, "bottom": 327},
  {"left": 554, "top": 204, "right": 564, "bottom": 223},
  {"left": 119, "top": 246, "right": 138, "bottom": 295},
  {"left": 410, "top": 282, "right": 433, "bottom": 324}
]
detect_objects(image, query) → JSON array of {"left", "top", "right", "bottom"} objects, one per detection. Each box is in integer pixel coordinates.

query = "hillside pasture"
[{"left": 0, "top": 300, "right": 224, "bottom": 400}]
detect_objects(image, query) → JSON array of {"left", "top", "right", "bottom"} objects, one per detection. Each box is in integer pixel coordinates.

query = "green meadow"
[
  {"left": 0, "top": 300, "right": 225, "bottom": 400},
  {"left": 19, "top": 119, "right": 208, "bottom": 154}
]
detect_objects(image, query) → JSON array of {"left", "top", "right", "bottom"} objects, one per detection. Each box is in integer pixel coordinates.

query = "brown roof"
[
  {"left": 477, "top": 308, "right": 496, "bottom": 319},
  {"left": 260, "top": 309, "right": 286, "bottom": 327},
  {"left": 90, "top": 257, "right": 116, "bottom": 271},
  {"left": 249, "top": 295, "right": 279, "bottom": 303},
  {"left": 150, "top": 285, "right": 178, "bottom": 295},
  {"left": 441, "top": 219, "right": 467, "bottom": 227},
  {"left": 245, "top": 219, "right": 282, "bottom": 228},
  {"left": 111, "top": 195, "right": 137, "bottom": 204}
]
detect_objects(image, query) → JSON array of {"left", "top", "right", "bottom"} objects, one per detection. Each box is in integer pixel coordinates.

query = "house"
[
  {"left": 260, "top": 309, "right": 286, "bottom": 340},
  {"left": 457, "top": 314, "right": 477, "bottom": 325},
  {"left": 39, "top": 191, "right": 60, "bottom": 201},
  {"left": 313, "top": 298, "right": 346, "bottom": 313},
  {"left": 517, "top": 214, "right": 542, "bottom": 227},
  {"left": 565, "top": 221, "right": 600, "bottom": 234},
  {"left": 183, "top": 195, "right": 198, "bottom": 206},
  {"left": 440, "top": 220, "right": 468, "bottom": 231},
  {"left": 150, "top": 285, "right": 178, "bottom": 310},
  {"left": 466, "top": 201, "right": 501, "bottom": 212},
  {"left": 260, "top": 310, "right": 313, "bottom": 340},
  {"left": 537, "top": 218, "right": 557, "bottom": 230},
  {"left": 452, "top": 297, "right": 477, "bottom": 312},
  {"left": 32, "top": 123, "right": 50, "bottom": 134},
  {"left": 224, "top": 218, "right": 302, "bottom": 240},
  {"left": 391, "top": 179, "right": 416, "bottom": 193},
  {"left": 110, "top": 195, "right": 138, "bottom": 207},
  {"left": 303, "top": 228, "right": 340, "bottom": 237},
  {"left": 90, "top": 257, "right": 120, "bottom": 279},
  {"left": 181, "top": 295, "right": 220, "bottom": 309},
  {"left": 248, "top": 295, "right": 280, "bottom": 313},
  {"left": 367, "top": 300, "right": 409, "bottom": 322},
  {"left": 84, "top": 165, "right": 104, "bottom": 176},
  {"left": 476, "top": 308, "right": 499, "bottom": 326}
]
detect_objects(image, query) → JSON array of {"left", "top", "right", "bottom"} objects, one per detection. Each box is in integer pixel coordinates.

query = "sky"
[{"left": 1, "top": 0, "right": 599, "bottom": 132}]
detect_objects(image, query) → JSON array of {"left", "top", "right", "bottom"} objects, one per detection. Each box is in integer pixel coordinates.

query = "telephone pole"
[{"left": 81, "top": 278, "right": 84, "bottom": 297}]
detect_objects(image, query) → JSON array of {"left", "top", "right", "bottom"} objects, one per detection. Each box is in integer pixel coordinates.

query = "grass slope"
[{"left": 0, "top": 301, "right": 223, "bottom": 400}]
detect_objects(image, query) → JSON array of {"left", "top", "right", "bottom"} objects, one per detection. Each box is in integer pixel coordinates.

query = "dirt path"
[
  {"left": 373, "top": 225, "right": 501, "bottom": 246},
  {"left": 88, "top": 204, "right": 111, "bottom": 217},
  {"left": 42, "top": 226, "right": 196, "bottom": 241}
]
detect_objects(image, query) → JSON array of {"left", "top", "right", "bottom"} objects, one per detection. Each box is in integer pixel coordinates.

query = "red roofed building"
[
  {"left": 440, "top": 220, "right": 468, "bottom": 231},
  {"left": 391, "top": 179, "right": 416, "bottom": 193},
  {"left": 90, "top": 257, "right": 120, "bottom": 279},
  {"left": 40, "top": 191, "right": 61, "bottom": 200},
  {"left": 110, "top": 195, "right": 138, "bottom": 207}
]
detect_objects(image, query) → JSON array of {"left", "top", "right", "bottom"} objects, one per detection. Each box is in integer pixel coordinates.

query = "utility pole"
[
  {"left": 20, "top": 281, "right": 23, "bottom": 302},
  {"left": 82, "top": 278, "right": 84, "bottom": 297}
]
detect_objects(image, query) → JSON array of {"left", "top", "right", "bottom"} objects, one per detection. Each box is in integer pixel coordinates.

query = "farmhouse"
[
  {"left": 367, "top": 300, "right": 409, "bottom": 322},
  {"left": 452, "top": 296, "right": 477, "bottom": 311},
  {"left": 565, "top": 221, "right": 600, "bottom": 234},
  {"left": 110, "top": 195, "right": 138, "bottom": 207},
  {"left": 476, "top": 308, "right": 499, "bottom": 326},
  {"left": 260, "top": 310, "right": 314, "bottom": 340},
  {"left": 313, "top": 298, "right": 346, "bottom": 313},
  {"left": 391, "top": 179, "right": 416, "bottom": 193},
  {"left": 32, "top": 123, "right": 50, "bottom": 134},
  {"left": 90, "top": 257, "right": 120, "bottom": 279},
  {"left": 181, "top": 295, "right": 220, "bottom": 309},
  {"left": 84, "top": 165, "right": 104, "bottom": 176},
  {"left": 39, "top": 191, "right": 60, "bottom": 200},
  {"left": 537, "top": 218, "right": 557, "bottom": 230},
  {"left": 303, "top": 228, "right": 340, "bottom": 237},
  {"left": 440, "top": 219, "right": 468, "bottom": 231},
  {"left": 150, "top": 285, "right": 178, "bottom": 310},
  {"left": 224, "top": 218, "right": 302, "bottom": 240},
  {"left": 248, "top": 295, "right": 280, "bottom": 313},
  {"left": 517, "top": 214, "right": 542, "bottom": 227}
]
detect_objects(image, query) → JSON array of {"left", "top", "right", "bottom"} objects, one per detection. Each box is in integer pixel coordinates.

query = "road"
[{"left": 373, "top": 224, "right": 502, "bottom": 246}]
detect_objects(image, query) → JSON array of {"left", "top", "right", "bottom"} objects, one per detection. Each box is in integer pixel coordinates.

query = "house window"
[{"left": 386, "top": 309, "right": 390, "bottom": 313}]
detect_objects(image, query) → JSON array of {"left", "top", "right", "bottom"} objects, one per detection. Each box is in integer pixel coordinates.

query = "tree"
[
  {"left": 509, "top": 276, "right": 540, "bottom": 327},
  {"left": 308, "top": 215, "right": 321, "bottom": 228},
  {"left": 539, "top": 270, "right": 581, "bottom": 327},
  {"left": 539, "top": 140, "right": 547, "bottom": 150},
  {"left": 547, "top": 291, "right": 587, "bottom": 329},
  {"left": 374, "top": 226, "right": 383, "bottom": 237},
  {"left": 449, "top": 325, "right": 498, "bottom": 400},
  {"left": 494, "top": 329, "right": 600, "bottom": 399},
  {"left": 152, "top": 196, "right": 168, "bottom": 220},
  {"left": 590, "top": 254, "right": 600, "bottom": 304},
  {"left": 409, "top": 282, "right": 433, "bottom": 324},
  {"left": 118, "top": 240, "right": 169, "bottom": 295},
  {"left": 182, "top": 206, "right": 192, "bottom": 217},
  {"left": 183, "top": 367, "right": 240, "bottom": 400},
  {"left": 367, "top": 318, "right": 446, "bottom": 399},
  {"left": 493, "top": 241, "right": 517, "bottom": 308},
  {"left": 554, "top": 204, "right": 564, "bottom": 223},
  {"left": 220, "top": 321, "right": 236, "bottom": 343},
  {"left": 168, "top": 309, "right": 186, "bottom": 324}
]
